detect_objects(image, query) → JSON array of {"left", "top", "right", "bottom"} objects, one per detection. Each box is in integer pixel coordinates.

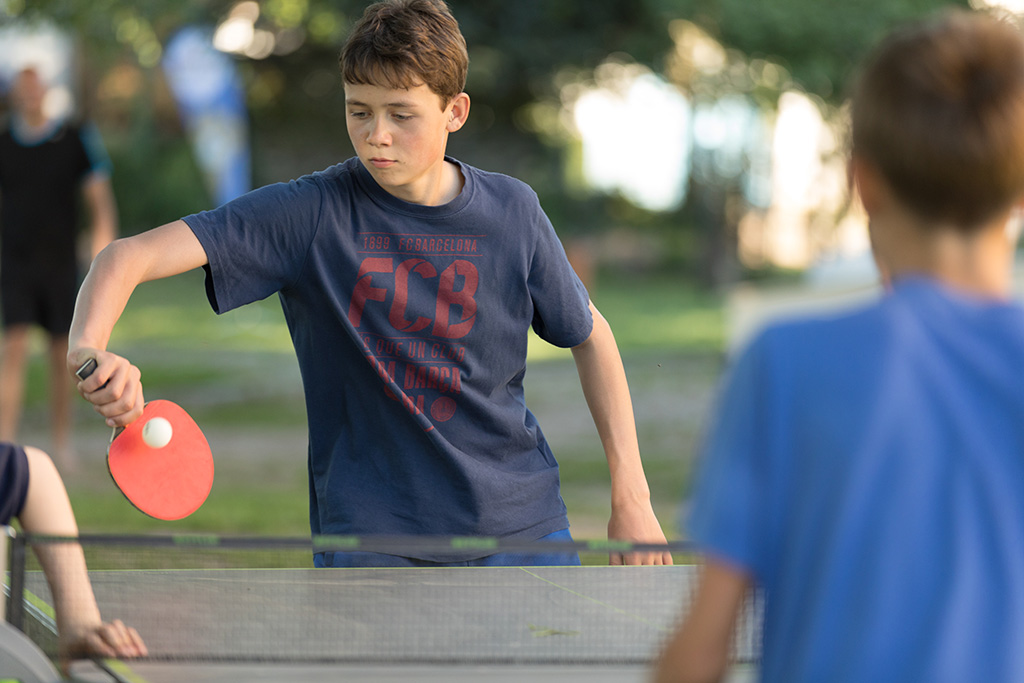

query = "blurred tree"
[
  {"left": 653, "top": 0, "right": 972, "bottom": 102},
  {"left": 7, "top": 0, "right": 679, "bottom": 233},
  {"left": 652, "top": 0, "right": 972, "bottom": 285},
  {"left": 5, "top": 0, "right": 975, "bottom": 281}
]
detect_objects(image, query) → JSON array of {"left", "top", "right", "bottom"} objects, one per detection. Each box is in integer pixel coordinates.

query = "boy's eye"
[
  {"left": 348, "top": 111, "right": 369, "bottom": 119},
  {"left": 392, "top": 114, "right": 413, "bottom": 121}
]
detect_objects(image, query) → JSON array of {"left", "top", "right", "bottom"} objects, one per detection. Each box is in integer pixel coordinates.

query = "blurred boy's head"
[
  {"left": 340, "top": 0, "right": 468, "bottom": 109},
  {"left": 851, "top": 11, "right": 1024, "bottom": 231}
]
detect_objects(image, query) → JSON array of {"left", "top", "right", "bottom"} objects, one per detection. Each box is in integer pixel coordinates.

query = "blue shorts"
[
  {"left": 315, "top": 528, "right": 582, "bottom": 568},
  {"left": 0, "top": 443, "right": 29, "bottom": 525}
]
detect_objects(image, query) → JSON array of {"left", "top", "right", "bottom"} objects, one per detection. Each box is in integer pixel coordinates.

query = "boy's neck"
[
  {"left": 383, "top": 158, "right": 464, "bottom": 206},
  {"left": 428, "top": 158, "right": 464, "bottom": 205},
  {"left": 873, "top": 210, "right": 1018, "bottom": 299}
]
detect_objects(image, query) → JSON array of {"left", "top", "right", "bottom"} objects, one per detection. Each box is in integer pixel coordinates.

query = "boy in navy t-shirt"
[
  {"left": 655, "top": 11, "right": 1024, "bottom": 683},
  {"left": 67, "top": 0, "right": 670, "bottom": 566}
]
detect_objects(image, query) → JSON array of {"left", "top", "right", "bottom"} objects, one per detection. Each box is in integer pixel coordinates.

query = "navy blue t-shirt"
[{"left": 185, "top": 157, "right": 593, "bottom": 559}]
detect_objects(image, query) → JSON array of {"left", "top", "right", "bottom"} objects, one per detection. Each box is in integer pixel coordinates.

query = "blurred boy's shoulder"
[
  {"left": 747, "top": 291, "right": 884, "bottom": 351},
  {"left": 741, "top": 276, "right": 1024, "bottom": 375}
]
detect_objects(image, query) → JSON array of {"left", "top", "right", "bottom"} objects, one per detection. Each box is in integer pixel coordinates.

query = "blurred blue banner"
[{"left": 162, "top": 26, "right": 251, "bottom": 207}]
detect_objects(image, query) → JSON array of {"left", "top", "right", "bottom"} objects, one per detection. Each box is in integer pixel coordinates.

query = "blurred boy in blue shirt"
[{"left": 656, "top": 10, "right": 1024, "bottom": 683}]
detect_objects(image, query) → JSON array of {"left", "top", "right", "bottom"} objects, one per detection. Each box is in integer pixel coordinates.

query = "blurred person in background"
[{"left": 0, "top": 66, "right": 118, "bottom": 470}]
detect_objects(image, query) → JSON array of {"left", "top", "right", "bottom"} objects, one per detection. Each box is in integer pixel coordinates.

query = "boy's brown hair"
[
  {"left": 851, "top": 11, "right": 1024, "bottom": 230},
  {"left": 340, "top": 0, "right": 468, "bottom": 108}
]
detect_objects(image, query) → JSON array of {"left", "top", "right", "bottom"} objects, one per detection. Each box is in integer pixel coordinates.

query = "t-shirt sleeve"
[
  {"left": 685, "top": 335, "right": 776, "bottom": 578},
  {"left": 0, "top": 443, "right": 30, "bottom": 525},
  {"left": 78, "top": 122, "right": 113, "bottom": 178},
  {"left": 183, "top": 175, "right": 325, "bottom": 314},
  {"left": 526, "top": 209, "right": 592, "bottom": 348}
]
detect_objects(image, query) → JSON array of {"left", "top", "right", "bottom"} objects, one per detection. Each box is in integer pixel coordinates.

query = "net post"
[
  {"left": 5, "top": 528, "right": 26, "bottom": 630},
  {"left": 0, "top": 525, "right": 7, "bottom": 622}
]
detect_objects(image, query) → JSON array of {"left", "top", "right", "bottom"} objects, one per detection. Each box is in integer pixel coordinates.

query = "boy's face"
[{"left": 344, "top": 81, "right": 468, "bottom": 205}]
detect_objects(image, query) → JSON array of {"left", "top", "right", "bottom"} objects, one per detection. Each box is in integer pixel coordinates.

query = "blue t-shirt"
[
  {"left": 687, "top": 277, "right": 1024, "bottom": 682},
  {"left": 185, "top": 157, "right": 593, "bottom": 559}
]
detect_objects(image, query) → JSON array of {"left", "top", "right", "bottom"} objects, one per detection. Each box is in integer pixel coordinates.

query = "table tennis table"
[{"left": 11, "top": 564, "right": 760, "bottom": 682}]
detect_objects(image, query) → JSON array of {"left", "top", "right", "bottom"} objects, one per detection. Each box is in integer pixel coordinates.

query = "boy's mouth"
[{"left": 369, "top": 157, "right": 396, "bottom": 169}]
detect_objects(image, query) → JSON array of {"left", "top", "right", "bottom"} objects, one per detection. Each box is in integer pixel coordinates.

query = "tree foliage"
[
  {"left": 653, "top": 0, "right": 971, "bottom": 101},
  {"left": 11, "top": 0, "right": 971, "bottom": 174},
  {"left": 4, "top": 0, "right": 981, "bottom": 272}
]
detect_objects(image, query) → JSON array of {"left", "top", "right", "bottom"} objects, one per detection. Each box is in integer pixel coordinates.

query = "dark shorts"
[
  {"left": 0, "top": 262, "right": 78, "bottom": 335},
  {"left": 314, "top": 528, "right": 582, "bottom": 568},
  {"left": 0, "top": 443, "right": 30, "bottom": 526}
]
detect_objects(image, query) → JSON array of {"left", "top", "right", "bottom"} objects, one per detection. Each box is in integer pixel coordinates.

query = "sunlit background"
[{"left": 0, "top": 0, "right": 1021, "bottom": 327}]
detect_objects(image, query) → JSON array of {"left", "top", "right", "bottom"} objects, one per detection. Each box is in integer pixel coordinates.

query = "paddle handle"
[{"left": 75, "top": 358, "right": 98, "bottom": 381}]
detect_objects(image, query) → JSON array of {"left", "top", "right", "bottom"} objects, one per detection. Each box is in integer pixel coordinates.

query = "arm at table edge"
[{"left": 652, "top": 557, "right": 752, "bottom": 683}]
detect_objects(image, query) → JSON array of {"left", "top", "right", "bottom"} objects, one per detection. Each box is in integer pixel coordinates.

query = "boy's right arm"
[{"left": 67, "top": 219, "right": 209, "bottom": 427}]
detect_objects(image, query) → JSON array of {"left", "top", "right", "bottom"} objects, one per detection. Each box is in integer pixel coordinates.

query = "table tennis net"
[{"left": 5, "top": 533, "right": 763, "bottom": 666}]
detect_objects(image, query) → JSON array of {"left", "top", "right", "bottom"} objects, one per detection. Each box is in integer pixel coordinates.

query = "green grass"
[
  {"left": 528, "top": 272, "right": 725, "bottom": 361},
  {"left": 17, "top": 269, "right": 724, "bottom": 550}
]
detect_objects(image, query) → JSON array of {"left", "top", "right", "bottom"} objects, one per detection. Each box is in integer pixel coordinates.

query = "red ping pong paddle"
[{"left": 76, "top": 358, "right": 214, "bottom": 521}]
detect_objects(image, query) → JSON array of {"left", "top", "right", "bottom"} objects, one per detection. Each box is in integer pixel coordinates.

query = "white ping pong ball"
[{"left": 142, "top": 417, "right": 173, "bottom": 449}]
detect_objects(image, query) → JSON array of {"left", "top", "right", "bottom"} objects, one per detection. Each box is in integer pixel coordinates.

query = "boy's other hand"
[
  {"left": 60, "top": 618, "right": 147, "bottom": 675},
  {"left": 608, "top": 500, "right": 674, "bottom": 566}
]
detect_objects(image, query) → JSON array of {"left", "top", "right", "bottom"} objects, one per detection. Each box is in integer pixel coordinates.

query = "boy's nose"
[{"left": 367, "top": 120, "right": 391, "bottom": 146}]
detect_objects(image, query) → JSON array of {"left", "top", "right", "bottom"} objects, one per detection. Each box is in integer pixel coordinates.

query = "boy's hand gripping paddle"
[{"left": 76, "top": 358, "right": 214, "bottom": 521}]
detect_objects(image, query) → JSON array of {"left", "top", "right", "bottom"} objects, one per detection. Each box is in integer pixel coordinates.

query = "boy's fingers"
[
  {"left": 126, "top": 625, "right": 148, "bottom": 657},
  {"left": 611, "top": 551, "right": 674, "bottom": 566},
  {"left": 91, "top": 620, "right": 147, "bottom": 658},
  {"left": 91, "top": 382, "right": 145, "bottom": 427},
  {"left": 105, "top": 620, "right": 147, "bottom": 657}
]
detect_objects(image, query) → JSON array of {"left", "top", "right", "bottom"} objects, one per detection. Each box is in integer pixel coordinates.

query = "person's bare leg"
[
  {"left": 0, "top": 324, "right": 30, "bottom": 442},
  {"left": 49, "top": 334, "right": 75, "bottom": 471}
]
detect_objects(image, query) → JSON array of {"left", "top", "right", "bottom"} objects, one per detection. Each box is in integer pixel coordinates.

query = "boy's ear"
[
  {"left": 446, "top": 92, "right": 470, "bottom": 132},
  {"left": 850, "top": 156, "right": 884, "bottom": 216},
  {"left": 852, "top": 157, "right": 895, "bottom": 289}
]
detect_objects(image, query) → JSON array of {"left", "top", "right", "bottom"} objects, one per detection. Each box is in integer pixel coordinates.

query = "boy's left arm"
[
  {"left": 571, "top": 301, "right": 672, "bottom": 565},
  {"left": 652, "top": 558, "right": 751, "bottom": 683}
]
